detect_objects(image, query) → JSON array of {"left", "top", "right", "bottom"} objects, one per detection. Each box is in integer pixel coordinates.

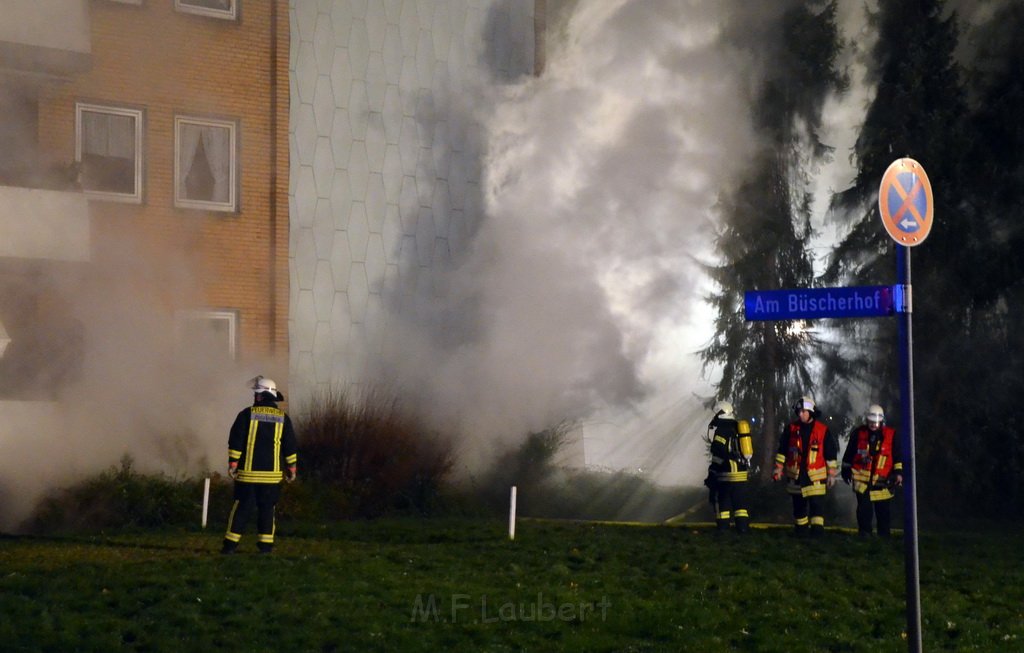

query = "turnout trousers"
[
  {"left": 714, "top": 481, "right": 750, "bottom": 533},
  {"left": 855, "top": 492, "right": 893, "bottom": 536},
  {"left": 223, "top": 482, "right": 281, "bottom": 553},
  {"left": 790, "top": 494, "right": 825, "bottom": 537}
]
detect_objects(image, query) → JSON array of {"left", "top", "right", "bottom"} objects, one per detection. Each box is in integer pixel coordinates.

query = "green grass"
[{"left": 1, "top": 519, "right": 1022, "bottom": 652}]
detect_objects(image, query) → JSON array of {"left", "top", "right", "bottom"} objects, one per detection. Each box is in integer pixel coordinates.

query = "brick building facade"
[{"left": 1, "top": 0, "right": 290, "bottom": 400}]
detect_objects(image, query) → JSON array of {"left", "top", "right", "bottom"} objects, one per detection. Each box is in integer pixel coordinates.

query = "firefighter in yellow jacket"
[
  {"left": 705, "top": 401, "right": 754, "bottom": 533},
  {"left": 221, "top": 375, "right": 298, "bottom": 554},
  {"left": 841, "top": 404, "right": 903, "bottom": 537},
  {"left": 771, "top": 395, "right": 838, "bottom": 537}
]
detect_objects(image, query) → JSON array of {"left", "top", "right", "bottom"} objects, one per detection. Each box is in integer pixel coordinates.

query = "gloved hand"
[
  {"left": 771, "top": 464, "right": 783, "bottom": 482},
  {"left": 228, "top": 462, "right": 238, "bottom": 480},
  {"left": 841, "top": 467, "right": 852, "bottom": 484},
  {"left": 285, "top": 466, "right": 297, "bottom": 483}
]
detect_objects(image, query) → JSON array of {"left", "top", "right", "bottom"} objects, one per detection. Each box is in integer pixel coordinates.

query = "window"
[
  {"left": 76, "top": 103, "right": 144, "bottom": 203},
  {"left": 177, "top": 309, "right": 238, "bottom": 361},
  {"left": 175, "top": 0, "right": 237, "bottom": 20},
  {"left": 175, "top": 115, "right": 238, "bottom": 212},
  {"left": 0, "top": 316, "right": 10, "bottom": 359}
]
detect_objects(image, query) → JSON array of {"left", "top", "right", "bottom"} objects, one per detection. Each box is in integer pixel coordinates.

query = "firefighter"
[
  {"left": 221, "top": 375, "right": 298, "bottom": 554},
  {"left": 841, "top": 403, "right": 903, "bottom": 537},
  {"left": 771, "top": 395, "right": 839, "bottom": 537},
  {"left": 705, "top": 401, "right": 754, "bottom": 533}
]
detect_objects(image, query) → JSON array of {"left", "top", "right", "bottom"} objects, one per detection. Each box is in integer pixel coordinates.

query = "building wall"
[
  {"left": 35, "top": 0, "right": 290, "bottom": 370},
  {"left": 287, "top": 0, "right": 536, "bottom": 405}
]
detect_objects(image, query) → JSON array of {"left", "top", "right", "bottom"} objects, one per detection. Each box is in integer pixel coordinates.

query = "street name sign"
[{"left": 744, "top": 285, "right": 894, "bottom": 321}]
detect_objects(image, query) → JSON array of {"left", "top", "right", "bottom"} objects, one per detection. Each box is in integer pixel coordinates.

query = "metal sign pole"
[{"left": 897, "top": 244, "right": 922, "bottom": 653}]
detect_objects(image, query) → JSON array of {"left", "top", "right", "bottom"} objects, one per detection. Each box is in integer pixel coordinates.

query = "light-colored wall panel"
[{"left": 289, "top": 0, "right": 535, "bottom": 404}]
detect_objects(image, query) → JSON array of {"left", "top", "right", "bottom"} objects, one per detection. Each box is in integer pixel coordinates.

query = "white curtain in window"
[
  {"left": 82, "top": 111, "right": 134, "bottom": 159},
  {"left": 201, "top": 125, "right": 231, "bottom": 203},
  {"left": 82, "top": 112, "right": 109, "bottom": 156},
  {"left": 178, "top": 123, "right": 202, "bottom": 198},
  {"left": 107, "top": 114, "right": 135, "bottom": 159}
]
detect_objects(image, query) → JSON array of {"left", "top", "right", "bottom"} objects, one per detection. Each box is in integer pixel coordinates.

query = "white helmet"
[
  {"left": 249, "top": 375, "right": 284, "bottom": 400},
  {"left": 866, "top": 404, "right": 885, "bottom": 427},
  {"left": 795, "top": 395, "right": 816, "bottom": 413},
  {"left": 714, "top": 401, "right": 735, "bottom": 420}
]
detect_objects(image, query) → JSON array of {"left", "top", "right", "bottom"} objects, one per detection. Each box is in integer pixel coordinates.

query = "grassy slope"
[{"left": 1, "top": 519, "right": 1022, "bottom": 652}]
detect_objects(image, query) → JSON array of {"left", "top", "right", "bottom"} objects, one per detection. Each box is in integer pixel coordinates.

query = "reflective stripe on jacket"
[
  {"left": 775, "top": 419, "right": 837, "bottom": 497},
  {"left": 846, "top": 425, "right": 901, "bottom": 500},
  {"left": 228, "top": 402, "right": 299, "bottom": 484},
  {"left": 783, "top": 420, "right": 829, "bottom": 482}
]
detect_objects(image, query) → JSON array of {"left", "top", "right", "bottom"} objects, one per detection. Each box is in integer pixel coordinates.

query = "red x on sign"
[{"left": 878, "top": 158, "right": 933, "bottom": 246}]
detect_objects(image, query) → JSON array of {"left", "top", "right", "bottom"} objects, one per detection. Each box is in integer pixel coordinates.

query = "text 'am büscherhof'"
[{"left": 744, "top": 285, "right": 895, "bottom": 321}]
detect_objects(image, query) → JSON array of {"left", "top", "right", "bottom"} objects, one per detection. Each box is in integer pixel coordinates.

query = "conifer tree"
[
  {"left": 946, "top": 2, "right": 1024, "bottom": 516},
  {"left": 824, "top": 0, "right": 967, "bottom": 390},
  {"left": 825, "top": 0, "right": 1024, "bottom": 517},
  {"left": 701, "top": 1, "right": 846, "bottom": 472}
]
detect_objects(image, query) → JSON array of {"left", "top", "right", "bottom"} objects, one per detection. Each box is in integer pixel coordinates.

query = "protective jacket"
[
  {"left": 228, "top": 398, "right": 298, "bottom": 484},
  {"left": 709, "top": 417, "right": 753, "bottom": 482},
  {"left": 842, "top": 425, "right": 902, "bottom": 501},
  {"left": 775, "top": 419, "right": 838, "bottom": 497}
]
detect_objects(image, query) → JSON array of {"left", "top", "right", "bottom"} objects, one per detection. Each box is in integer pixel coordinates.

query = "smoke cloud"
[
  {"left": 373, "top": 0, "right": 783, "bottom": 479},
  {"left": 381, "top": 0, "right": 1013, "bottom": 481},
  {"left": 4, "top": 0, "right": 1011, "bottom": 530},
  {"left": 0, "top": 234, "right": 273, "bottom": 530}
]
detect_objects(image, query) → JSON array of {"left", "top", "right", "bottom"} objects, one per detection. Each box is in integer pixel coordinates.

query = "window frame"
[
  {"left": 75, "top": 102, "right": 145, "bottom": 204},
  {"left": 174, "top": 0, "right": 238, "bottom": 21},
  {"left": 176, "top": 309, "right": 239, "bottom": 360},
  {"left": 174, "top": 114, "right": 239, "bottom": 213}
]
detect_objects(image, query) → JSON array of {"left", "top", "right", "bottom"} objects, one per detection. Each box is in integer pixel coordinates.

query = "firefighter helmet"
[
  {"left": 795, "top": 395, "right": 816, "bottom": 413},
  {"left": 249, "top": 375, "right": 284, "bottom": 401},
  {"left": 866, "top": 404, "right": 885, "bottom": 427},
  {"left": 714, "top": 401, "right": 735, "bottom": 420}
]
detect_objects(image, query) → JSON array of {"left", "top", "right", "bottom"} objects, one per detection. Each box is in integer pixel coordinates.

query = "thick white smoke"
[
  {"left": 3, "top": 0, "right": 1008, "bottom": 530},
  {"left": 378, "top": 0, "right": 997, "bottom": 483},
  {"left": 0, "top": 239, "right": 276, "bottom": 530},
  {"left": 375, "top": 0, "right": 775, "bottom": 479}
]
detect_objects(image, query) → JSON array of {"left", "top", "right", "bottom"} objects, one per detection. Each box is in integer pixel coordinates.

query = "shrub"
[
  {"left": 294, "top": 386, "right": 455, "bottom": 518},
  {"left": 477, "top": 422, "right": 704, "bottom": 522},
  {"left": 26, "top": 455, "right": 203, "bottom": 533},
  {"left": 476, "top": 422, "right": 571, "bottom": 510}
]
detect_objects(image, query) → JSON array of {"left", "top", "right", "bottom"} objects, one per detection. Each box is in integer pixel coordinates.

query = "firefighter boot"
[
  {"left": 221, "top": 539, "right": 238, "bottom": 555},
  {"left": 734, "top": 508, "right": 750, "bottom": 534}
]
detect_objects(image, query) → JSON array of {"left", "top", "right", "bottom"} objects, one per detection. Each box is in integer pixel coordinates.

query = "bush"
[
  {"left": 477, "top": 423, "right": 704, "bottom": 522},
  {"left": 294, "top": 386, "right": 455, "bottom": 518},
  {"left": 22, "top": 386, "right": 458, "bottom": 533},
  {"left": 26, "top": 455, "right": 204, "bottom": 533}
]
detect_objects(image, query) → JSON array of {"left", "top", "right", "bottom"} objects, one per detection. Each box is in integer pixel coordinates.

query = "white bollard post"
[
  {"left": 509, "top": 485, "right": 517, "bottom": 540},
  {"left": 201, "top": 477, "right": 211, "bottom": 529}
]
